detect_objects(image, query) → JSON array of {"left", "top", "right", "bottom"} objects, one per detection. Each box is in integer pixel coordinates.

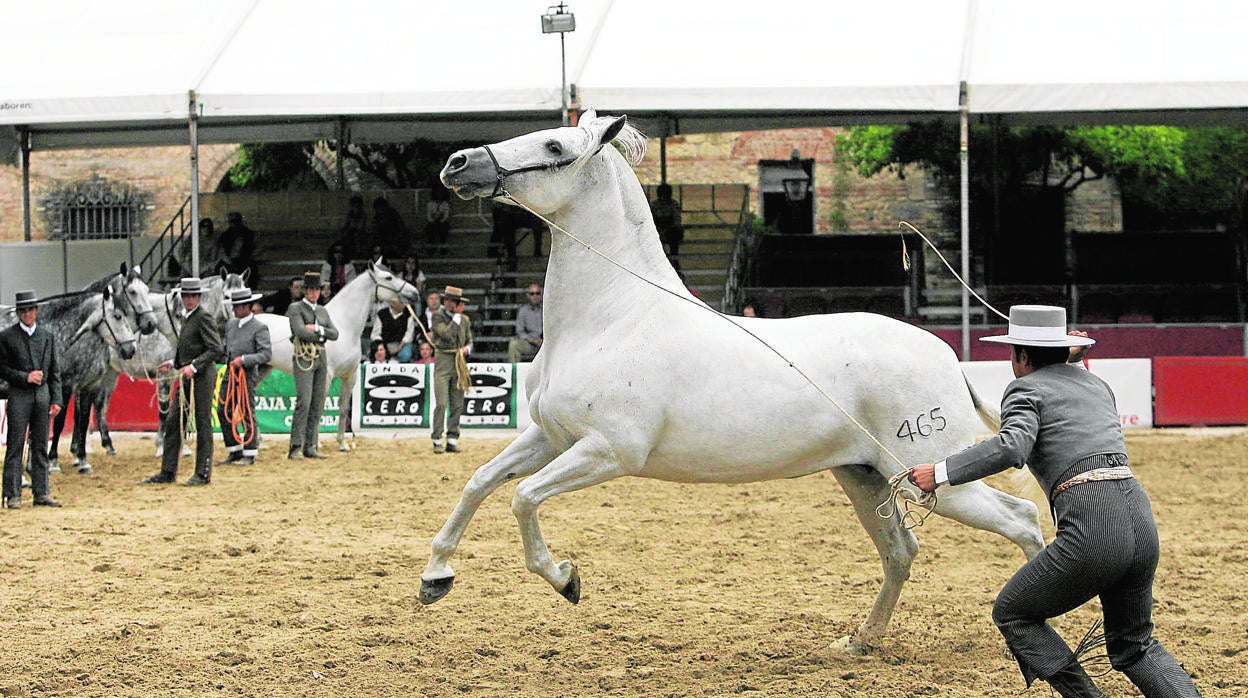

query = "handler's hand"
[
  {"left": 49, "top": 404, "right": 62, "bottom": 417},
  {"left": 908, "top": 463, "right": 938, "bottom": 493},
  {"left": 27, "top": 370, "right": 43, "bottom": 385},
  {"left": 1067, "top": 330, "right": 1091, "bottom": 363},
  {"left": 180, "top": 365, "right": 195, "bottom": 379},
  {"left": 231, "top": 356, "right": 244, "bottom": 367}
]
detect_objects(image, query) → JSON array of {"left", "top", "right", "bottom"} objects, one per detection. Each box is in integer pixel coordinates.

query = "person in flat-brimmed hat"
[
  {"left": 0, "top": 290, "right": 64, "bottom": 508},
  {"left": 429, "top": 285, "right": 473, "bottom": 453},
  {"left": 216, "top": 286, "right": 271, "bottom": 466},
  {"left": 908, "top": 306, "right": 1199, "bottom": 698},
  {"left": 286, "top": 271, "right": 339, "bottom": 459},
  {"left": 144, "top": 277, "right": 222, "bottom": 486}
]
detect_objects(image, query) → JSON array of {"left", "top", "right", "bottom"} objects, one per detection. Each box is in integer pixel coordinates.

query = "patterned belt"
[{"left": 1052, "top": 465, "right": 1134, "bottom": 497}]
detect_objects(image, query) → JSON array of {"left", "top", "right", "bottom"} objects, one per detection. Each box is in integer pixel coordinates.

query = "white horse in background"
[
  {"left": 256, "top": 260, "right": 421, "bottom": 451},
  {"left": 423, "top": 112, "right": 1046, "bottom": 653}
]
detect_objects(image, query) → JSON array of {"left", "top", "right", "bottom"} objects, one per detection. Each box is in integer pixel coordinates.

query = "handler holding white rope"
[{"left": 908, "top": 305, "right": 1200, "bottom": 698}]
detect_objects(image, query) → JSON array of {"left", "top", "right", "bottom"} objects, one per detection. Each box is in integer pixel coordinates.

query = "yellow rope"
[{"left": 293, "top": 340, "right": 322, "bottom": 373}]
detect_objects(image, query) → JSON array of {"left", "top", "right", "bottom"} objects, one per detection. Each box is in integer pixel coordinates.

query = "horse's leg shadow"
[
  {"left": 421, "top": 425, "right": 558, "bottom": 604},
  {"left": 830, "top": 463, "right": 920, "bottom": 655}
]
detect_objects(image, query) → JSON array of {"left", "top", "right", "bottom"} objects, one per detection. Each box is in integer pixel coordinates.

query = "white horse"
[
  {"left": 423, "top": 112, "right": 1046, "bottom": 653},
  {"left": 256, "top": 260, "right": 421, "bottom": 451}
]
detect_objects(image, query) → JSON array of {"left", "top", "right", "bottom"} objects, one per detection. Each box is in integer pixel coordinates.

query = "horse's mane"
[{"left": 576, "top": 114, "right": 647, "bottom": 168}]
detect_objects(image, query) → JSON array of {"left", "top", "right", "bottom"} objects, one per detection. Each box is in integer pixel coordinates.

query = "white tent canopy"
[{"left": 4, "top": 0, "right": 1247, "bottom": 148}]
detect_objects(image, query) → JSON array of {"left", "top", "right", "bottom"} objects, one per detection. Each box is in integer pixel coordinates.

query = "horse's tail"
[{"left": 962, "top": 371, "right": 1000, "bottom": 433}]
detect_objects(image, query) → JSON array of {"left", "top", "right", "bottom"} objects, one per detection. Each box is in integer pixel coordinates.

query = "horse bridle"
[{"left": 481, "top": 141, "right": 603, "bottom": 199}]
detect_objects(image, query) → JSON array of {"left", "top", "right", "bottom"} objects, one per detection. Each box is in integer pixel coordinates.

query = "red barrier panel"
[
  {"left": 104, "top": 376, "right": 162, "bottom": 431},
  {"left": 1154, "top": 356, "right": 1248, "bottom": 426}
]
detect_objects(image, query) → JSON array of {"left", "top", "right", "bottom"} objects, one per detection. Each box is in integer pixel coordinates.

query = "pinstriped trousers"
[{"left": 991, "top": 476, "right": 1200, "bottom": 696}]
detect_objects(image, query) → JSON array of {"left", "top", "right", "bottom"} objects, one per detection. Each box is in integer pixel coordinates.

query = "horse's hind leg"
[
  {"left": 831, "top": 464, "right": 920, "bottom": 654},
  {"left": 421, "top": 425, "right": 558, "bottom": 604},
  {"left": 934, "top": 480, "right": 1045, "bottom": 560},
  {"left": 96, "top": 389, "right": 116, "bottom": 457},
  {"left": 336, "top": 371, "right": 356, "bottom": 451},
  {"left": 510, "top": 434, "right": 626, "bottom": 604}
]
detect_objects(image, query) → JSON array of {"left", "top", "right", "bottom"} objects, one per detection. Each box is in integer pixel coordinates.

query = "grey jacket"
[
  {"left": 945, "top": 363, "right": 1127, "bottom": 499},
  {"left": 222, "top": 315, "right": 272, "bottom": 383},
  {"left": 287, "top": 299, "right": 339, "bottom": 346}
]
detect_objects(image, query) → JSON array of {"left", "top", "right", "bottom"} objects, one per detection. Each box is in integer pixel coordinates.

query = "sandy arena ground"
[{"left": 0, "top": 428, "right": 1244, "bottom": 697}]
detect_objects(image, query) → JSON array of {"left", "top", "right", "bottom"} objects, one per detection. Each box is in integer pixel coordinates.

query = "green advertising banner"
[{"left": 211, "top": 367, "right": 342, "bottom": 435}]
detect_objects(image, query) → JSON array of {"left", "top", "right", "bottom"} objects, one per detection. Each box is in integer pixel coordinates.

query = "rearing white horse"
[{"left": 423, "top": 112, "right": 1045, "bottom": 653}]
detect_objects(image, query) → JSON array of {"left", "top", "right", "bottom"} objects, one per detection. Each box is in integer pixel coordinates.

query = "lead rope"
[
  {"left": 293, "top": 340, "right": 322, "bottom": 373},
  {"left": 222, "top": 363, "right": 255, "bottom": 447},
  {"left": 499, "top": 189, "right": 940, "bottom": 528}
]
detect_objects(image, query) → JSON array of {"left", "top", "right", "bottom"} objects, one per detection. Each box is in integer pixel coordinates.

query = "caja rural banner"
[
  {"left": 354, "top": 362, "right": 517, "bottom": 430},
  {"left": 212, "top": 367, "right": 343, "bottom": 435}
]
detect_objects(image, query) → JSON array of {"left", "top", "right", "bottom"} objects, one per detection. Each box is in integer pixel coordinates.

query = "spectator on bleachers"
[
  {"left": 339, "top": 194, "right": 369, "bottom": 259},
  {"left": 414, "top": 341, "right": 435, "bottom": 364},
  {"left": 507, "top": 283, "right": 543, "bottom": 363},
  {"left": 369, "top": 339, "right": 396, "bottom": 364},
  {"left": 320, "top": 242, "right": 357, "bottom": 296},
  {"left": 371, "top": 298, "right": 416, "bottom": 363},
  {"left": 399, "top": 253, "right": 426, "bottom": 297},
  {"left": 262, "top": 276, "right": 302, "bottom": 316},
  {"left": 317, "top": 281, "right": 331, "bottom": 305},
  {"left": 418, "top": 290, "right": 441, "bottom": 337},
  {"left": 489, "top": 200, "right": 522, "bottom": 269},
  {"left": 516, "top": 209, "right": 548, "bottom": 257},
  {"left": 372, "top": 197, "right": 409, "bottom": 262},
  {"left": 426, "top": 187, "right": 451, "bottom": 257},
  {"left": 650, "top": 183, "right": 684, "bottom": 269},
  {"left": 214, "top": 211, "right": 258, "bottom": 283},
  {"left": 742, "top": 303, "right": 758, "bottom": 318}
]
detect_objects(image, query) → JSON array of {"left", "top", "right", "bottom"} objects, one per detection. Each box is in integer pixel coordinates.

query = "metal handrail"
[
  {"left": 136, "top": 196, "right": 193, "bottom": 287},
  {"left": 722, "top": 187, "right": 758, "bottom": 313}
]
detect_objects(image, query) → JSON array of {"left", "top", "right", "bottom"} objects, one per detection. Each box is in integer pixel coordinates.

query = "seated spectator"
[
  {"left": 426, "top": 187, "right": 451, "bottom": 257},
  {"left": 742, "top": 303, "right": 758, "bottom": 318},
  {"left": 214, "top": 211, "right": 259, "bottom": 283},
  {"left": 399, "top": 254, "right": 426, "bottom": 296},
  {"left": 339, "top": 194, "right": 369, "bottom": 259},
  {"left": 507, "top": 283, "right": 543, "bottom": 363},
  {"left": 371, "top": 298, "right": 416, "bottom": 363},
  {"left": 369, "top": 339, "right": 396, "bottom": 364},
  {"left": 262, "top": 277, "right": 302, "bottom": 315},
  {"left": 372, "top": 197, "right": 410, "bottom": 262},
  {"left": 414, "top": 341, "right": 435, "bottom": 364},
  {"left": 650, "top": 183, "right": 684, "bottom": 269},
  {"left": 321, "top": 242, "right": 357, "bottom": 295},
  {"left": 417, "top": 290, "right": 441, "bottom": 336},
  {"left": 317, "top": 281, "right": 332, "bottom": 305}
]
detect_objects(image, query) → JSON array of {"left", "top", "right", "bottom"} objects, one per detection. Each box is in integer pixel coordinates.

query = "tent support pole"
[
  {"left": 660, "top": 136, "right": 667, "bottom": 185},
  {"left": 959, "top": 82, "right": 971, "bottom": 361},
  {"left": 20, "top": 129, "right": 31, "bottom": 242},
  {"left": 189, "top": 91, "right": 201, "bottom": 276}
]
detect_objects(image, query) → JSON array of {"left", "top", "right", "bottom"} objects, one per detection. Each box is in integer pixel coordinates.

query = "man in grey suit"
[
  {"left": 909, "top": 306, "right": 1200, "bottom": 698},
  {"left": 0, "top": 290, "right": 64, "bottom": 508},
  {"left": 430, "top": 285, "right": 472, "bottom": 454},
  {"left": 216, "top": 286, "right": 271, "bottom": 466},
  {"left": 286, "top": 271, "right": 338, "bottom": 459},
  {"left": 144, "top": 277, "right": 222, "bottom": 486}
]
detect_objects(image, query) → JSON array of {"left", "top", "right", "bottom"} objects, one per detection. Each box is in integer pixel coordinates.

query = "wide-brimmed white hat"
[
  {"left": 227, "top": 286, "right": 263, "bottom": 305},
  {"left": 981, "top": 305, "right": 1095, "bottom": 348}
]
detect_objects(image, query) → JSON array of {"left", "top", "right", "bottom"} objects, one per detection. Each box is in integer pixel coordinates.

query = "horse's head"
[
  {"left": 200, "top": 272, "right": 247, "bottom": 326},
  {"left": 440, "top": 111, "right": 645, "bottom": 214},
  {"left": 368, "top": 260, "right": 421, "bottom": 305},
  {"left": 114, "top": 262, "right": 158, "bottom": 335},
  {"left": 74, "top": 286, "right": 139, "bottom": 360}
]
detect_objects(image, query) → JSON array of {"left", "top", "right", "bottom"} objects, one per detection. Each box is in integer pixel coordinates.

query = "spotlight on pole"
[{"left": 541, "top": 3, "right": 576, "bottom": 125}]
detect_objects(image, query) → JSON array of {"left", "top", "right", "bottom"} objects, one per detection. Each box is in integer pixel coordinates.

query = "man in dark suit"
[
  {"left": 216, "top": 286, "right": 271, "bottom": 466},
  {"left": 144, "top": 277, "right": 222, "bottom": 486},
  {"left": 286, "top": 271, "right": 338, "bottom": 459},
  {"left": 262, "top": 276, "right": 303, "bottom": 316},
  {"left": 909, "top": 306, "right": 1200, "bottom": 698},
  {"left": 0, "top": 290, "right": 64, "bottom": 508}
]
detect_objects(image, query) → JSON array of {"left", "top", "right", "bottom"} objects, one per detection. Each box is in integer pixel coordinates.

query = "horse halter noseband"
[{"left": 481, "top": 142, "right": 603, "bottom": 199}]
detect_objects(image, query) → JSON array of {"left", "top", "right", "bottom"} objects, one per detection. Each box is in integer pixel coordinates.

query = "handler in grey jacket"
[
  {"left": 909, "top": 306, "right": 1199, "bottom": 698},
  {"left": 286, "top": 271, "right": 338, "bottom": 459},
  {"left": 216, "top": 287, "right": 271, "bottom": 466}
]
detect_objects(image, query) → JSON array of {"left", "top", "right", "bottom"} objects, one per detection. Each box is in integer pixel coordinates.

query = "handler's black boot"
[{"left": 1046, "top": 661, "right": 1107, "bottom": 698}]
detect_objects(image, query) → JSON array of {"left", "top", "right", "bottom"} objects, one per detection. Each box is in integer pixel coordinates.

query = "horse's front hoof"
[
  {"left": 78, "top": 463, "right": 93, "bottom": 475},
  {"left": 105, "top": 446, "right": 117, "bottom": 456},
  {"left": 830, "top": 634, "right": 873, "bottom": 656},
  {"left": 556, "top": 562, "right": 581, "bottom": 604},
  {"left": 420, "top": 575, "right": 455, "bottom": 605}
]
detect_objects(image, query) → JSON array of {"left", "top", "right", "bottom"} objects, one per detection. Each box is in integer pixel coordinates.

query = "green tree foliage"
[
  {"left": 225, "top": 140, "right": 476, "bottom": 192},
  {"left": 226, "top": 142, "right": 320, "bottom": 191},
  {"left": 838, "top": 123, "right": 1248, "bottom": 229}
]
